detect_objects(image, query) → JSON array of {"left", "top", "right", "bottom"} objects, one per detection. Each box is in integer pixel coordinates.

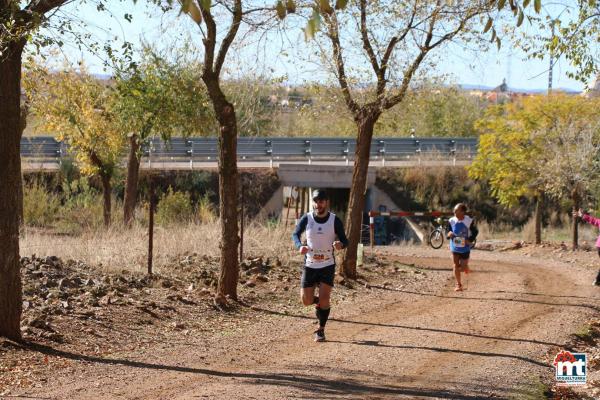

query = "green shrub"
[
  {"left": 57, "top": 178, "right": 105, "bottom": 232},
  {"left": 196, "top": 194, "right": 216, "bottom": 223},
  {"left": 23, "top": 181, "right": 61, "bottom": 227},
  {"left": 156, "top": 187, "right": 193, "bottom": 225}
]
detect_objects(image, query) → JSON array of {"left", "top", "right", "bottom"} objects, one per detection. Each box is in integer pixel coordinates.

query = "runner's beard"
[{"left": 315, "top": 205, "right": 327, "bottom": 216}]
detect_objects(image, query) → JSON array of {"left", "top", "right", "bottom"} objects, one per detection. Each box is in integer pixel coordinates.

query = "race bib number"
[
  {"left": 313, "top": 254, "right": 326, "bottom": 261},
  {"left": 453, "top": 237, "right": 466, "bottom": 247},
  {"left": 312, "top": 251, "right": 330, "bottom": 261}
]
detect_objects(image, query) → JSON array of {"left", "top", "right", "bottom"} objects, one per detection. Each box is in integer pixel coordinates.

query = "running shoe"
[{"left": 314, "top": 328, "right": 325, "bottom": 342}]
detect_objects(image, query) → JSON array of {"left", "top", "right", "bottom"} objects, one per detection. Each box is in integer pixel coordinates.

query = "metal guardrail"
[{"left": 21, "top": 136, "right": 478, "bottom": 167}]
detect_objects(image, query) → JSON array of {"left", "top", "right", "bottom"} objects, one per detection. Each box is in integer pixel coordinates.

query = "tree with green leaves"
[
  {"left": 1, "top": 0, "right": 74, "bottom": 341},
  {"left": 268, "top": 82, "right": 484, "bottom": 137},
  {"left": 280, "top": 0, "right": 531, "bottom": 279},
  {"left": 223, "top": 77, "right": 275, "bottom": 136},
  {"left": 26, "top": 66, "right": 126, "bottom": 227},
  {"left": 469, "top": 100, "right": 546, "bottom": 244},
  {"left": 377, "top": 85, "right": 485, "bottom": 137},
  {"left": 115, "top": 46, "right": 213, "bottom": 226},
  {"left": 469, "top": 93, "right": 600, "bottom": 247},
  {"left": 529, "top": 96, "right": 600, "bottom": 249}
]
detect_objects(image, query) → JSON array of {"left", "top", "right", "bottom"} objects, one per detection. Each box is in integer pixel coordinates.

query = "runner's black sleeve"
[
  {"left": 446, "top": 222, "right": 453, "bottom": 237},
  {"left": 292, "top": 214, "right": 309, "bottom": 249},
  {"left": 334, "top": 216, "right": 349, "bottom": 249},
  {"left": 469, "top": 221, "right": 479, "bottom": 241}
]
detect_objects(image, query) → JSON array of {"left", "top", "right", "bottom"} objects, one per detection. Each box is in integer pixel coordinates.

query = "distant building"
[
  {"left": 466, "top": 78, "right": 533, "bottom": 103},
  {"left": 492, "top": 79, "right": 509, "bottom": 93},
  {"left": 486, "top": 78, "right": 526, "bottom": 103}
]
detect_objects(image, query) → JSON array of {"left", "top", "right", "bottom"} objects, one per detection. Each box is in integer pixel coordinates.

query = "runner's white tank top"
[{"left": 305, "top": 212, "right": 336, "bottom": 269}]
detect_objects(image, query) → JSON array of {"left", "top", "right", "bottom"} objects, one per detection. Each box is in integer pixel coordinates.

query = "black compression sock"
[{"left": 316, "top": 307, "right": 331, "bottom": 328}]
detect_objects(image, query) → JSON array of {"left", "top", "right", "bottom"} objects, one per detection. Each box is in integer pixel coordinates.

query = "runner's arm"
[
  {"left": 334, "top": 216, "right": 349, "bottom": 249},
  {"left": 292, "top": 214, "right": 309, "bottom": 249},
  {"left": 446, "top": 222, "right": 454, "bottom": 238},
  {"left": 468, "top": 221, "right": 479, "bottom": 242},
  {"left": 582, "top": 214, "right": 600, "bottom": 228}
]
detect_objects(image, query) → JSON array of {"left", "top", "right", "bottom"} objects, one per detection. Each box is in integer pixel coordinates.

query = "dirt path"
[{"left": 9, "top": 251, "right": 600, "bottom": 399}]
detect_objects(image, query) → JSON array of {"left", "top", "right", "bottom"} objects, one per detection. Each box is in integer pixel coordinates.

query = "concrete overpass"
[
  {"left": 21, "top": 136, "right": 477, "bottom": 173},
  {"left": 22, "top": 136, "right": 474, "bottom": 241}
]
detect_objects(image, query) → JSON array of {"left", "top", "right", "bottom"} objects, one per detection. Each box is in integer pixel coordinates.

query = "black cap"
[{"left": 312, "top": 189, "right": 328, "bottom": 201}]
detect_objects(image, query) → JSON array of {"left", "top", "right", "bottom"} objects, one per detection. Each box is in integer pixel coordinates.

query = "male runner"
[
  {"left": 447, "top": 203, "right": 478, "bottom": 291},
  {"left": 292, "top": 189, "right": 349, "bottom": 342}
]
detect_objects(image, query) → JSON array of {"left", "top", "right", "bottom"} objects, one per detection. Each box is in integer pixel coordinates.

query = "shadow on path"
[
  {"left": 326, "top": 339, "right": 551, "bottom": 368},
  {"left": 247, "top": 306, "right": 569, "bottom": 349},
  {"left": 11, "top": 341, "right": 502, "bottom": 400}
]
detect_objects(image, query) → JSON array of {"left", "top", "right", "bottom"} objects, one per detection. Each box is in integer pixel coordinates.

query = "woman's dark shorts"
[
  {"left": 452, "top": 251, "right": 470, "bottom": 260},
  {"left": 301, "top": 264, "right": 335, "bottom": 288}
]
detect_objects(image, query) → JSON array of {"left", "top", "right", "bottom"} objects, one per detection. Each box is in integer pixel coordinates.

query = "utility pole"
[{"left": 548, "top": 22, "right": 556, "bottom": 94}]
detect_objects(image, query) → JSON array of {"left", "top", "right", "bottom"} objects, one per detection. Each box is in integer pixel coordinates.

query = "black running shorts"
[
  {"left": 301, "top": 264, "right": 335, "bottom": 288},
  {"left": 452, "top": 251, "right": 470, "bottom": 260}
]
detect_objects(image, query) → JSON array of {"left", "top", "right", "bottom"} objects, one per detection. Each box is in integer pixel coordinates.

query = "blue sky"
[{"left": 39, "top": 1, "right": 587, "bottom": 92}]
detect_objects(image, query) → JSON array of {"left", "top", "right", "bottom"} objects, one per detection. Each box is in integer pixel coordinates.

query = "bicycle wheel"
[
  {"left": 429, "top": 229, "right": 444, "bottom": 249},
  {"left": 469, "top": 239, "right": 476, "bottom": 250}
]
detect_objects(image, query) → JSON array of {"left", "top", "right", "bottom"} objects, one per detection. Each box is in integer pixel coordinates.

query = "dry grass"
[
  {"left": 475, "top": 220, "right": 513, "bottom": 241},
  {"left": 477, "top": 218, "right": 599, "bottom": 244},
  {"left": 20, "top": 215, "right": 600, "bottom": 276},
  {"left": 543, "top": 224, "right": 598, "bottom": 244},
  {"left": 20, "top": 221, "right": 297, "bottom": 274}
]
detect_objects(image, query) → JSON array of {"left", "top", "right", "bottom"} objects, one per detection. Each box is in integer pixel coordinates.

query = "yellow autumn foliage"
[
  {"left": 469, "top": 93, "right": 600, "bottom": 206},
  {"left": 25, "top": 65, "right": 125, "bottom": 177}
]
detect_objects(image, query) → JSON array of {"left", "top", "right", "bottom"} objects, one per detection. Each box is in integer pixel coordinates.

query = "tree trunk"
[
  {"left": 202, "top": 71, "right": 240, "bottom": 303},
  {"left": 0, "top": 42, "right": 25, "bottom": 341},
  {"left": 534, "top": 193, "right": 543, "bottom": 245},
  {"left": 123, "top": 134, "right": 140, "bottom": 227},
  {"left": 342, "top": 111, "right": 379, "bottom": 279},
  {"left": 572, "top": 189, "right": 580, "bottom": 251},
  {"left": 100, "top": 173, "right": 112, "bottom": 227},
  {"left": 17, "top": 177, "right": 24, "bottom": 226},
  {"left": 214, "top": 103, "right": 240, "bottom": 303},
  {"left": 18, "top": 103, "right": 27, "bottom": 226}
]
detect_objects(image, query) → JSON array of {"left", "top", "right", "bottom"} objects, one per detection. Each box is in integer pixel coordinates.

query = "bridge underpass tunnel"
[
  {"left": 322, "top": 188, "right": 350, "bottom": 218},
  {"left": 281, "top": 187, "right": 417, "bottom": 246},
  {"left": 283, "top": 187, "right": 350, "bottom": 221}
]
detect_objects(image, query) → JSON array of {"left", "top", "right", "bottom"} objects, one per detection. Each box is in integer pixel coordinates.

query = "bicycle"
[
  {"left": 428, "top": 217, "right": 476, "bottom": 250},
  {"left": 428, "top": 217, "right": 447, "bottom": 249}
]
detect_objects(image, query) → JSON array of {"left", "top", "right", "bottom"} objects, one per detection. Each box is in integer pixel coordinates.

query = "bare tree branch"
[
  {"left": 381, "top": 4, "right": 439, "bottom": 110},
  {"left": 24, "top": 0, "right": 69, "bottom": 17},
  {"left": 378, "top": 1, "right": 418, "bottom": 96},
  {"left": 359, "top": 0, "right": 380, "bottom": 76},
  {"left": 201, "top": 5, "right": 217, "bottom": 75},
  {"left": 324, "top": 12, "right": 360, "bottom": 117},
  {"left": 215, "top": 0, "right": 242, "bottom": 77}
]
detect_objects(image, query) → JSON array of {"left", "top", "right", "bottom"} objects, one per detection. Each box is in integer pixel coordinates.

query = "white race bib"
[
  {"left": 453, "top": 237, "right": 466, "bottom": 247},
  {"left": 311, "top": 250, "right": 331, "bottom": 262}
]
